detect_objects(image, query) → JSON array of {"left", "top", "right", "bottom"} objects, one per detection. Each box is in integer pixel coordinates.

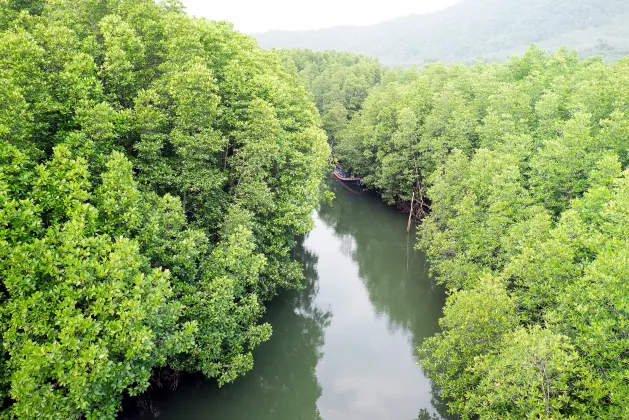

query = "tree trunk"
[{"left": 407, "top": 191, "right": 415, "bottom": 233}]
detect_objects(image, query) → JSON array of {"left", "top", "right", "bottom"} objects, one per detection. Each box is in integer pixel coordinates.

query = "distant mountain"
[{"left": 255, "top": 0, "right": 629, "bottom": 66}]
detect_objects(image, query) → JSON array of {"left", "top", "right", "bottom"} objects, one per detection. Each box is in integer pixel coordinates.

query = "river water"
[{"left": 123, "top": 180, "right": 449, "bottom": 420}]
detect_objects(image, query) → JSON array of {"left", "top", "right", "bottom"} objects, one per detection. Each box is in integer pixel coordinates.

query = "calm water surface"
[{"left": 123, "top": 181, "right": 449, "bottom": 420}]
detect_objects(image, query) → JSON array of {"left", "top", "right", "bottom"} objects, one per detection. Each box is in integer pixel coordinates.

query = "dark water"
[{"left": 123, "top": 180, "right": 449, "bottom": 420}]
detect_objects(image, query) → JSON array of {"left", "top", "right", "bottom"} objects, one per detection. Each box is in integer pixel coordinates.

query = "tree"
[
  {"left": 419, "top": 277, "right": 518, "bottom": 415},
  {"left": 0, "top": 144, "right": 195, "bottom": 418},
  {"left": 0, "top": 0, "right": 329, "bottom": 417},
  {"left": 468, "top": 327, "right": 587, "bottom": 419}
]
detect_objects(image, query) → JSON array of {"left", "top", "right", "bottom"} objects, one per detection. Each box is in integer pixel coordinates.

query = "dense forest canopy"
[
  {"left": 257, "top": 0, "right": 629, "bottom": 66},
  {"left": 290, "top": 46, "right": 629, "bottom": 418},
  {"left": 279, "top": 50, "right": 382, "bottom": 144},
  {"left": 0, "top": 0, "right": 329, "bottom": 417},
  {"left": 3, "top": 0, "right": 629, "bottom": 417}
]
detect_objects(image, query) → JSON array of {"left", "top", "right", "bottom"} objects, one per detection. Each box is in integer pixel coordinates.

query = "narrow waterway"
[{"left": 123, "top": 180, "right": 449, "bottom": 420}]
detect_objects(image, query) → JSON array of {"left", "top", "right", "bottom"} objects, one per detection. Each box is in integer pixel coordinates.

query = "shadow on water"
[
  {"left": 122, "top": 242, "right": 331, "bottom": 420},
  {"left": 316, "top": 180, "right": 452, "bottom": 420},
  {"left": 122, "top": 178, "right": 453, "bottom": 420},
  {"left": 319, "top": 181, "right": 446, "bottom": 349}
]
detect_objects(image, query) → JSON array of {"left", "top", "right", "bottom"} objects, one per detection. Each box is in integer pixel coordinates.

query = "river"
[{"left": 122, "top": 180, "right": 449, "bottom": 420}]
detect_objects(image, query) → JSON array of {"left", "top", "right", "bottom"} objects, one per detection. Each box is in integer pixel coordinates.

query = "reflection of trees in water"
[
  {"left": 122, "top": 240, "right": 331, "bottom": 420},
  {"left": 320, "top": 181, "right": 451, "bottom": 419},
  {"left": 414, "top": 378, "right": 457, "bottom": 420},
  {"left": 416, "top": 409, "right": 442, "bottom": 420},
  {"left": 319, "top": 181, "right": 445, "bottom": 343},
  {"left": 233, "top": 241, "right": 331, "bottom": 420},
  {"left": 338, "top": 234, "right": 355, "bottom": 258}
]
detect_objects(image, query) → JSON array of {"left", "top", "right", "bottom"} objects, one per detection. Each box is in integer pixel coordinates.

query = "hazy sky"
[{"left": 181, "top": 0, "right": 462, "bottom": 33}]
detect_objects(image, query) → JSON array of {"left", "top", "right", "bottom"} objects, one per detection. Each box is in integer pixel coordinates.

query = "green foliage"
[
  {"left": 278, "top": 50, "right": 382, "bottom": 144},
  {"left": 413, "top": 55, "right": 629, "bottom": 417},
  {"left": 0, "top": 143, "right": 195, "bottom": 418},
  {"left": 419, "top": 149, "right": 535, "bottom": 289},
  {"left": 419, "top": 277, "right": 518, "bottom": 414},
  {"left": 312, "top": 45, "right": 629, "bottom": 418},
  {"left": 468, "top": 327, "right": 590, "bottom": 419},
  {"left": 0, "top": 0, "right": 329, "bottom": 417}
]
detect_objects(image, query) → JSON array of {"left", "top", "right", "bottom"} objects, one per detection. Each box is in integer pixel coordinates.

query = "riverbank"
[{"left": 121, "top": 180, "right": 449, "bottom": 419}]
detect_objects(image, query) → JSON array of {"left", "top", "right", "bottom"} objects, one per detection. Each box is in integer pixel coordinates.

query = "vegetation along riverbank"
[
  {"left": 0, "top": 1, "right": 329, "bottom": 417},
  {"left": 2, "top": 0, "right": 629, "bottom": 418},
  {"left": 283, "top": 47, "right": 629, "bottom": 418}
]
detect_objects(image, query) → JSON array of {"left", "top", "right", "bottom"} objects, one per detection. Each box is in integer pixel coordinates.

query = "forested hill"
[{"left": 256, "top": 0, "right": 629, "bottom": 66}]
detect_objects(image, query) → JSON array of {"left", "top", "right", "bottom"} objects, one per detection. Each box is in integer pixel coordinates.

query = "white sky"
[{"left": 181, "top": 0, "right": 463, "bottom": 33}]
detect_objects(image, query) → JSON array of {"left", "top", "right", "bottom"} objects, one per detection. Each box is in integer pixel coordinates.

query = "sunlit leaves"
[
  {"left": 313, "top": 45, "right": 629, "bottom": 417},
  {"left": 0, "top": 146, "right": 194, "bottom": 418},
  {"left": 468, "top": 327, "right": 589, "bottom": 419},
  {"left": 0, "top": 0, "right": 329, "bottom": 417},
  {"left": 419, "top": 277, "right": 518, "bottom": 415}
]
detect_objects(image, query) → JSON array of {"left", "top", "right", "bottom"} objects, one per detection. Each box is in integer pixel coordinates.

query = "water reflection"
[
  {"left": 318, "top": 181, "right": 446, "bottom": 350},
  {"left": 122, "top": 243, "right": 331, "bottom": 420},
  {"left": 122, "top": 179, "right": 450, "bottom": 420},
  {"left": 312, "top": 181, "right": 448, "bottom": 419}
]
